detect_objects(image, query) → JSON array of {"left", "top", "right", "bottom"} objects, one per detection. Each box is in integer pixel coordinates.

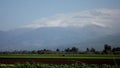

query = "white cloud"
[{"left": 21, "top": 9, "right": 120, "bottom": 30}]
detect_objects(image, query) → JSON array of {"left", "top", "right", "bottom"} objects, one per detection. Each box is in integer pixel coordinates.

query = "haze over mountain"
[
  {"left": 0, "top": 22, "right": 120, "bottom": 51},
  {"left": 0, "top": 0, "right": 120, "bottom": 51}
]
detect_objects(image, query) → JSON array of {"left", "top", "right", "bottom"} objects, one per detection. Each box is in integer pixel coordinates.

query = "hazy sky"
[{"left": 0, "top": 0, "right": 120, "bottom": 31}]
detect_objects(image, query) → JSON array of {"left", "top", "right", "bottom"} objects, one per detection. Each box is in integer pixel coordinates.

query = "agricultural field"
[
  {"left": 0, "top": 54, "right": 120, "bottom": 59},
  {"left": 0, "top": 54, "right": 120, "bottom": 66},
  {"left": 1, "top": 62, "right": 119, "bottom": 68}
]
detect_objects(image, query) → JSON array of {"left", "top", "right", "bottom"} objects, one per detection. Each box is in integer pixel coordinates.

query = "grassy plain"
[{"left": 0, "top": 54, "right": 120, "bottom": 59}]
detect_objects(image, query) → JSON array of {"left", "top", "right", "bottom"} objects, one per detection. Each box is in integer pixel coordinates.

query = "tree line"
[{"left": 0, "top": 44, "right": 120, "bottom": 54}]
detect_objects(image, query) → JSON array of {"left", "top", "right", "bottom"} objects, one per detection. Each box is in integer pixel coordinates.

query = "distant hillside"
[{"left": 0, "top": 26, "right": 120, "bottom": 51}]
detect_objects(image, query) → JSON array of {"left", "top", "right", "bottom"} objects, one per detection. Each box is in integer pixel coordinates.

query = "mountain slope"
[{"left": 0, "top": 26, "right": 120, "bottom": 51}]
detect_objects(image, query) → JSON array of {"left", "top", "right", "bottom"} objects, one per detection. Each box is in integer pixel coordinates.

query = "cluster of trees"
[
  {"left": 103, "top": 44, "right": 120, "bottom": 54},
  {"left": 0, "top": 44, "right": 120, "bottom": 54}
]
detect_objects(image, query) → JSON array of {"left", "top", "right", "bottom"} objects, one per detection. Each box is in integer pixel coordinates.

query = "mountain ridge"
[{"left": 0, "top": 26, "right": 120, "bottom": 51}]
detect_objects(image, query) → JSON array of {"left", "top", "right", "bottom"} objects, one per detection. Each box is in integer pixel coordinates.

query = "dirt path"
[{"left": 0, "top": 58, "right": 120, "bottom": 65}]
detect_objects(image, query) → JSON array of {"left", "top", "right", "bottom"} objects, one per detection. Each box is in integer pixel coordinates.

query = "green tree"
[
  {"left": 71, "top": 47, "right": 79, "bottom": 53},
  {"left": 103, "top": 44, "right": 112, "bottom": 54},
  {"left": 56, "top": 48, "right": 60, "bottom": 52},
  {"left": 90, "top": 48, "right": 96, "bottom": 53}
]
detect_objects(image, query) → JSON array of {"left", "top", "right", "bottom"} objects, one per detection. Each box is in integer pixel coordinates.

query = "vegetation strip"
[
  {"left": 0, "top": 54, "right": 120, "bottom": 59},
  {"left": 0, "top": 62, "right": 120, "bottom": 68}
]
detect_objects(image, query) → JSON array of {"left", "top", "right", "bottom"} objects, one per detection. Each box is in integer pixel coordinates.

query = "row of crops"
[{"left": 0, "top": 62, "right": 119, "bottom": 68}]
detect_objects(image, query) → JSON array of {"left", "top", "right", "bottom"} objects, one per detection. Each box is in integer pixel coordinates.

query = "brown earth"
[{"left": 0, "top": 58, "right": 120, "bottom": 65}]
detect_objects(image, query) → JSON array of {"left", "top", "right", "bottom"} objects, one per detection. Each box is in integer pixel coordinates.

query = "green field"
[{"left": 0, "top": 54, "right": 120, "bottom": 59}]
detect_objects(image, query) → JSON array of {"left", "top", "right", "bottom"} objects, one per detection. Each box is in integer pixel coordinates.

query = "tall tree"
[
  {"left": 65, "top": 48, "right": 71, "bottom": 53},
  {"left": 90, "top": 48, "right": 96, "bottom": 53},
  {"left": 71, "top": 47, "right": 79, "bottom": 53},
  {"left": 103, "top": 44, "right": 112, "bottom": 54},
  {"left": 56, "top": 48, "right": 60, "bottom": 52},
  {"left": 86, "top": 48, "right": 90, "bottom": 52}
]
